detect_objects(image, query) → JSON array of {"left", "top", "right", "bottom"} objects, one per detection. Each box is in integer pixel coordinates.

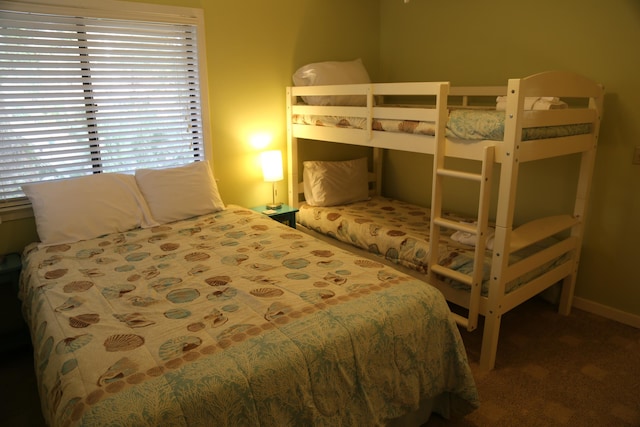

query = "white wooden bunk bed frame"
[{"left": 285, "top": 71, "right": 604, "bottom": 371}]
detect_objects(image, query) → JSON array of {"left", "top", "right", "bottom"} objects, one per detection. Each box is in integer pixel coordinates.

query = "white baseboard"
[{"left": 573, "top": 297, "right": 640, "bottom": 329}]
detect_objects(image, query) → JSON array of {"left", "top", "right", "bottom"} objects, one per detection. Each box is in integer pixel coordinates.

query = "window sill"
[{"left": 0, "top": 206, "right": 34, "bottom": 224}]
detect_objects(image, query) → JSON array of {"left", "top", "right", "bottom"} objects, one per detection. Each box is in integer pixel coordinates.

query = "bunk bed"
[
  {"left": 18, "top": 162, "right": 479, "bottom": 426},
  {"left": 286, "top": 70, "right": 604, "bottom": 371}
]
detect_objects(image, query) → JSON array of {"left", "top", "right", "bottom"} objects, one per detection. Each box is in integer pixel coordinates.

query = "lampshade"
[{"left": 260, "top": 150, "right": 283, "bottom": 182}]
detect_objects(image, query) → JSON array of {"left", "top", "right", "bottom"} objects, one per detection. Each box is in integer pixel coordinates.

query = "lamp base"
[{"left": 266, "top": 202, "right": 282, "bottom": 210}]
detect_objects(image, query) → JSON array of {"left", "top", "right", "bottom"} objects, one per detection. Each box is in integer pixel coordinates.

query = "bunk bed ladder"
[{"left": 428, "top": 143, "right": 495, "bottom": 332}]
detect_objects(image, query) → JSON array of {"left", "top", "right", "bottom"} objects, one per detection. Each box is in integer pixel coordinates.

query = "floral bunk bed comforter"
[
  {"left": 297, "top": 197, "right": 566, "bottom": 296},
  {"left": 19, "top": 206, "right": 479, "bottom": 427}
]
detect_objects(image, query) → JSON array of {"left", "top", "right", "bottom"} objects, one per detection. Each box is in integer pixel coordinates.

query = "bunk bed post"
[
  {"left": 558, "top": 89, "right": 604, "bottom": 315},
  {"left": 286, "top": 87, "right": 299, "bottom": 208},
  {"left": 480, "top": 78, "right": 526, "bottom": 371},
  {"left": 373, "top": 147, "right": 383, "bottom": 196}
]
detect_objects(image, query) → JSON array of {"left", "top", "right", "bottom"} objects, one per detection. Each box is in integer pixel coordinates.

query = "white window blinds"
[{"left": 0, "top": 8, "right": 206, "bottom": 210}]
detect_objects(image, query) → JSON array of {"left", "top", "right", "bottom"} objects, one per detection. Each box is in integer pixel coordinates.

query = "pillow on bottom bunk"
[{"left": 303, "top": 157, "right": 369, "bottom": 207}]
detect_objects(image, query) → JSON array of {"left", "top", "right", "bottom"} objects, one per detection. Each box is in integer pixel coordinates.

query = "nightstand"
[
  {"left": 251, "top": 204, "right": 299, "bottom": 229},
  {"left": 0, "top": 253, "right": 29, "bottom": 353}
]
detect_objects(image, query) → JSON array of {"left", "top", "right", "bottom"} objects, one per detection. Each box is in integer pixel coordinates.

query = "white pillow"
[
  {"left": 303, "top": 157, "right": 369, "bottom": 207},
  {"left": 22, "top": 173, "right": 158, "bottom": 246},
  {"left": 135, "top": 161, "right": 225, "bottom": 224},
  {"left": 292, "top": 58, "right": 371, "bottom": 106}
]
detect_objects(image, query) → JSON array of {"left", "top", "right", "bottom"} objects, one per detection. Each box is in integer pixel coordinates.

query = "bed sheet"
[
  {"left": 292, "top": 109, "right": 591, "bottom": 141},
  {"left": 19, "top": 205, "right": 478, "bottom": 427},
  {"left": 297, "top": 197, "right": 567, "bottom": 296}
]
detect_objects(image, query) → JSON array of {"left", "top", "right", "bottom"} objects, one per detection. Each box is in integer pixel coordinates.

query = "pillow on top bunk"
[
  {"left": 135, "top": 160, "right": 225, "bottom": 224},
  {"left": 292, "top": 58, "right": 371, "bottom": 106},
  {"left": 303, "top": 157, "right": 369, "bottom": 207},
  {"left": 22, "top": 173, "right": 158, "bottom": 246}
]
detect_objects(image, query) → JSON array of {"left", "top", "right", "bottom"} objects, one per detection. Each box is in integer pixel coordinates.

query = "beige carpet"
[
  {"left": 1, "top": 298, "right": 638, "bottom": 426},
  {"left": 428, "top": 298, "right": 640, "bottom": 426}
]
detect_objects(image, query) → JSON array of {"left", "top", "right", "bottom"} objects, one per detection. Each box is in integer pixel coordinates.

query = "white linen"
[
  {"left": 22, "top": 173, "right": 157, "bottom": 246},
  {"left": 292, "top": 58, "right": 371, "bottom": 106},
  {"left": 451, "top": 224, "right": 495, "bottom": 250},
  {"left": 135, "top": 160, "right": 225, "bottom": 224},
  {"left": 496, "top": 96, "right": 567, "bottom": 111},
  {"left": 303, "top": 157, "right": 369, "bottom": 206}
]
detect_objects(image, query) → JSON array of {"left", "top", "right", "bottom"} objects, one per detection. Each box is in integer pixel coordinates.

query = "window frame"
[{"left": 0, "top": 0, "right": 212, "bottom": 222}]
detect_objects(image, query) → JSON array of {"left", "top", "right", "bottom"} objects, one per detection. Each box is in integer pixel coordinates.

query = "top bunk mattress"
[{"left": 292, "top": 108, "right": 592, "bottom": 141}]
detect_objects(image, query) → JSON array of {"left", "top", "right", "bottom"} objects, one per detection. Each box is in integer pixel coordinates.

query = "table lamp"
[{"left": 260, "top": 150, "right": 283, "bottom": 209}]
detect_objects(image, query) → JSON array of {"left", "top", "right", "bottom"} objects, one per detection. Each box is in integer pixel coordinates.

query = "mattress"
[
  {"left": 292, "top": 108, "right": 591, "bottom": 141},
  {"left": 19, "top": 205, "right": 479, "bottom": 427},
  {"left": 297, "top": 197, "right": 567, "bottom": 295}
]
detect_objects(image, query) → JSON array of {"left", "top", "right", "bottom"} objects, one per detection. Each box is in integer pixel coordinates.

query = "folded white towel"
[
  {"left": 451, "top": 226, "right": 495, "bottom": 250},
  {"left": 495, "top": 96, "right": 567, "bottom": 111}
]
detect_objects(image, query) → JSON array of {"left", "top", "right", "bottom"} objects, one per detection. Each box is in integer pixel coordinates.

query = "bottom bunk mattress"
[
  {"left": 297, "top": 197, "right": 566, "bottom": 296},
  {"left": 19, "top": 205, "right": 479, "bottom": 427}
]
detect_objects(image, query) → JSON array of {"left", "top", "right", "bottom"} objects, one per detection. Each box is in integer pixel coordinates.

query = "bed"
[
  {"left": 18, "top": 161, "right": 479, "bottom": 426},
  {"left": 286, "top": 62, "right": 604, "bottom": 371}
]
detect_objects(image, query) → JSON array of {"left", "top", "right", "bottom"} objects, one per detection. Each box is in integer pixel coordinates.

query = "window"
[{"left": 0, "top": 1, "right": 210, "bottom": 219}]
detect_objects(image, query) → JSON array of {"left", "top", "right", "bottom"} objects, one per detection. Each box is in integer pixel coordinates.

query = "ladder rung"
[
  {"left": 430, "top": 264, "right": 474, "bottom": 285},
  {"left": 450, "top": 311, "right": 479, "bottom": 332},
  {"left": 433, "top": 217, "right": 476, "bottom": 234},
  {"left": 436, "top": 168, "right": 482, "bottom": 182},
  {"left": 451, "top": 312, "right": 469, "bottom": 328},
  {"left": 450, "top": 312, "right": 469, "bottom": 329}
]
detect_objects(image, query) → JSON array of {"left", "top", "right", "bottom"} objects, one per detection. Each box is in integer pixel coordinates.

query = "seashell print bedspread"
[
  {"left": 19, "top": 206, "right": 479, "bottom": 427},
  {"left": 298, "top": 197, "right": 567, "bottom": 296}
]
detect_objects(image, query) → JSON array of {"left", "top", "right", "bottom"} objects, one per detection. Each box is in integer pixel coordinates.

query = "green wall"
[
  {"left": 1, "top": 0, "right": 637, "bottom": 319},
  {"left": 126, "top": 0, "right": 380, "bottom": 207},
  {"left": 379, "top": 0, "right": 640, "bottom": 317}
]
